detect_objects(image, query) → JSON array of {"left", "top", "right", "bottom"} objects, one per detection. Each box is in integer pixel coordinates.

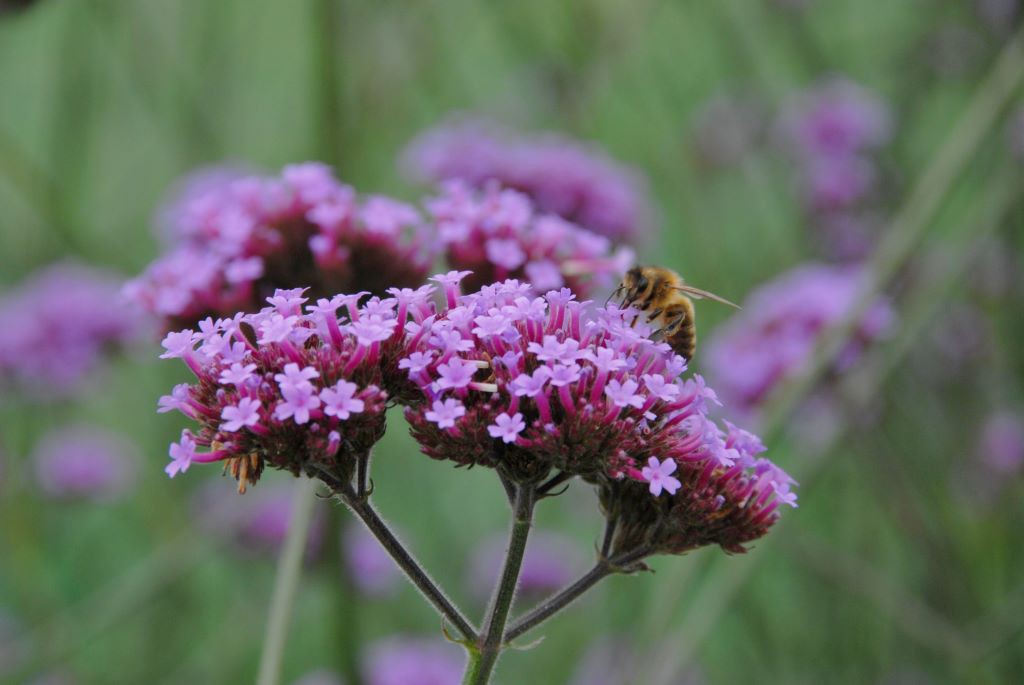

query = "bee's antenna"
[
  {"left": 673, "top": 285, "right": 741, "bottom": 309},
  {"left": 605, "top": 284, "right": 624, "bottom": 308}
]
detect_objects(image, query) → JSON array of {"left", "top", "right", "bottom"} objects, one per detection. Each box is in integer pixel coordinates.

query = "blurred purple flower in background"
[
  {"left": 422, "top": 181, "right": 633, "bottom": 296},
  {"left": 32, "top": 424, "right": 138, "bottom": 502},
  {"left": 781, "top": 78, "right": 891, "bottom": 161},
  {"left": 706, "top": 263, "right": 894, "bottom": 419},
  {"left": 467, "top": 531, "right": 586, "bottom": 601},
  {"left": 779, "top": 78, "right": 893, "bottom": 261},
  {"left": 977, "top": 411, "right": 1024, "bottom": 476},
  {"left": 0, "top": 262, "right": 144, "bottom": 399},
  {"left": 402, "top": 116, "right": 652, "bottom": 243},
  {"left": 191, "top": 479, "right": 327, "bottom": 559},
  {"left": 153, "top": 164, "right": 254, "bottom": 243},
  {"left": 344, "top": 522, "right": 401, "bottom": 597},
  {"left": 363, "top": 637, "right": 464, "bottom": 685}
]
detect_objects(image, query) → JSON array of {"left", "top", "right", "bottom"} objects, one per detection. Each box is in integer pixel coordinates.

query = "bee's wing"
[{"left": 673, "top": 285, "right": 741, "bottom": 309}]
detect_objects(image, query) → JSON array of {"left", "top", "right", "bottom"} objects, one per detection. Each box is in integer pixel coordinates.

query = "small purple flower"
[
  {"left": 642, "top": 374, "right": 680, "bottom": 402},
  {"left": 510, "top": 367, "right": 551, "bottom": 397},
  {"left": 641, "top": 457, "right": 682, "bottom": 497},
  {"left": 488, "top": 412, "right": 526, "bottom": 444},
  {"left": 274, "top": 363, "right": 320, "bottom": 393},
  {"left": 398, "top": 350, "right": 435, "bottom": 375},
  {"left": 604, "top": 378, "right": 644, "bottom": 409},
  {"left": 424, "top": 398, "right": 466, "bottom": 429},
  {"left": 219, "top": 362, "right": 257, "bottom": 387},
  {"left": 166, "top": 431, "right": 198, "bottom": 478},
  {"left": 548, "top": 364, "right": 582, "bottom": 387},
  {"left": 158, "top": 383, "right": 192, "bottom": 414},
  {"left": 321, "top": 381, "right": 365, "bottom": 420},
  {"left": 221, "top": 397, "right": 263, "bottom": 432},
  {"left": 259, "top": 314, "right": 299, "bottom": 344},
  {"left": 435, "top": 357, "right": 476, "bottom": 390},
  {"left": 160, "top": 330, "right": 197, "bottom": 359},
  {"left": 32, "top": 425, "right": 138, "bottom": 502},
  {"left": 275, "top": 385, "right": 322, "bottom": 425},
  {"left": 351, "top": 317, "right": 397, "bottom": 346}
]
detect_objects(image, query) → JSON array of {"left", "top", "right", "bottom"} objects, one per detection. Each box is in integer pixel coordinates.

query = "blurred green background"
[{"left": 1, "top": 1, "right": 1023, "bottom": 683}]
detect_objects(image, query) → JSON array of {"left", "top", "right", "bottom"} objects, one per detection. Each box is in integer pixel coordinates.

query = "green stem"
[
  {"left": 320, "top": 473, "right": 477, "bottom": 642},
  {"left": 504, "top": 545, "right": 650, "bottom": 643},
  {"left": 325, "top": 508, "right": 362, "bottom": 685},
  {"left": 256, "top": 479, "right": 318, "bottom": 685},
  {"left": 312, "top": 0, "right": 344, "bottom": 168},
  {"left": 463, "top": 485, "right": 536, "bottom": 685}
]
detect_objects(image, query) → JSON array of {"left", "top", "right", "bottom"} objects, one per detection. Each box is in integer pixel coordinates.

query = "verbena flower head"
[
  {"left": 364, "top": 637, "right": 465, "bottom": 685},
  {"left": 423, "top": 180, "right": 633, "bottom": 297},
  {"left": 468, "top": 531, "right": 585, "bottom": 601},
  {"left": 127, "top": 162, "right": 438, "bottom": 330},
  {"left": 781, "top": 78, "right": 892, "bottom": 162},
  {"left": 705, "top": 262, "right": 895, "bottom": 417},
  {"left": 0, "top": 262, "right": 143, "bottom": 398},
  {"left": 32, "top": 424, "right": 138, "bottom": 502},
  {"left": 402, "top": 117, "right": 651, "bottom": 243},
  {"left": 156, "top": 285, "right": 417, "bottom": 491},
  {"left": 402, "top": 276, "right": 795, "bottom": 553},
  {"left": 977, "top": 410, "right": 1024, "bottom": 476}
]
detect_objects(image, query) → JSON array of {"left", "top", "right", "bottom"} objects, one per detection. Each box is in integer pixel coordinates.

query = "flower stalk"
[
  {"left": 256, "top": 478, "right": 319, "bottom": 685},
  {"left": 504, "top": 545, "right": 651, "bottom": 643},
  {"left": 319, "top": 469, "right": 478, "bottom": 643},
  {"left": 463, "top": 484, "right": 537, "bottom": 685}
]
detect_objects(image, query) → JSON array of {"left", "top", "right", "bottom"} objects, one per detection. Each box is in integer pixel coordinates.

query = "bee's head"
[{"left": 622, "top": 266, "right": 650, "bottom": 303}]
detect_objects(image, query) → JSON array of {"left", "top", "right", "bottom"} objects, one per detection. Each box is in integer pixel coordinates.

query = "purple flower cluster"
[
  {"left": 0, "top": 262, "right": 143, "bottom": 398},
  {"left": 126, "top": 163, "right": 437, "bottom": 330},
  {"left": 157, "top": 285, "right": 413, "bottom": 491},
  {"left": 158, "top": 271, "right": 794, "bottom": 554},
  {"left": 705, "top": 263, "right": 895, "bottom": 417},
  {"left": 403, "top": 117, "right": 651, "bottom": 243},
  {"left": 32, "top": 424, "right": 138, "bottom": 502},
  {"left": 424, "top": 181, "right": 633, "bottom": 297},
  {"left": 402, "top": 273, "right": 795, "bottom": 553},
  {"left": 780, "top": 79, "right": 892, "bottom": 260}
]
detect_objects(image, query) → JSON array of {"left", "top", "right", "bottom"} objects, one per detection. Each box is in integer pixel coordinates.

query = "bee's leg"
[
  {"left": 653, "top": 311, "right": 686, "bottom": 338},
  {"left": 646, "top": 308, "right": 663, "bottom": 322}
]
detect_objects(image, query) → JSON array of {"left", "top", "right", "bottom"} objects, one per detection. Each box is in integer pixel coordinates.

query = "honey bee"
[{"left": 612, "top": 266, "right": 739, "bottom": 361}]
